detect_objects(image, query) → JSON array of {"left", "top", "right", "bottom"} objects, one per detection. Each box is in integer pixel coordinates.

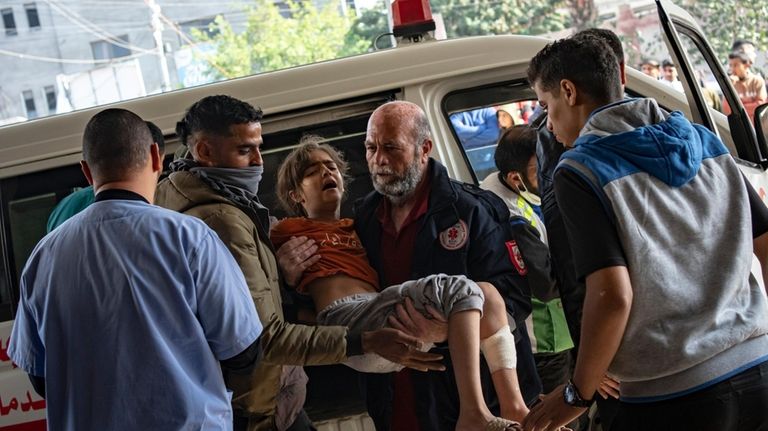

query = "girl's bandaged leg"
[{"left": 480, "top": 327, "right": 517, "bottom": 372}]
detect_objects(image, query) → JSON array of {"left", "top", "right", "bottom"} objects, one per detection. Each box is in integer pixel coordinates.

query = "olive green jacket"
[{"left": 156, "top": 171, "right": 348, "bottom": 430}]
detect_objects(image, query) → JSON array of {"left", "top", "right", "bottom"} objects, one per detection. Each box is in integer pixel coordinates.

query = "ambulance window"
[
  {"left": 257, "top": 91, "right": 395, "bottom": 219},
  {"left": 0, "top": 232, "right": 11, "bottom": 321},
  {"left": 443, "top": 81, "right": 539, "bottom": 183},
  {"left": 8, "top": 194, "right": 57, "bottom": 278},
  {"left": 0, "top": 164, "right": 88, "bottom": 317},
  {"left": 674, "top": 28, "right": 764, "bottom": 163}
]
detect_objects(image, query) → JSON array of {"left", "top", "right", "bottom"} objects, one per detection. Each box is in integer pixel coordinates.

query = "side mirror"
[{"left": 756, "top": 103, "right": 768, "bottom": 151}]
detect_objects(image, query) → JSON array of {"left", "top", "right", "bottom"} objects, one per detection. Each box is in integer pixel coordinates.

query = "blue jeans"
[{"left": 612, "top": 360, "right": 768, "bottom": 431}]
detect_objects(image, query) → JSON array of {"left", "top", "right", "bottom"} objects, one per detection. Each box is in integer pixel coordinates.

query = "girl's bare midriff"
[{"left": 307, "top": 274, "right": 378, "bottom": 312}]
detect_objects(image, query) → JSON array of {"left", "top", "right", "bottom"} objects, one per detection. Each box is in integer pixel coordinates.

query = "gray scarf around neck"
[{"left": 170, "top": 159, "right": 265, "bottom": 210}]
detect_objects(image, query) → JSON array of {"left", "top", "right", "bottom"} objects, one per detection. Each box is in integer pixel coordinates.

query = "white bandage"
[{"left": 480, "top": 327, "right": 517, "bottom": 372}]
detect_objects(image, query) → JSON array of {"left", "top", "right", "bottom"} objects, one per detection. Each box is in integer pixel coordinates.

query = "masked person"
[{"left": 480, "top": 125, "right": 577, "bottom": 428}]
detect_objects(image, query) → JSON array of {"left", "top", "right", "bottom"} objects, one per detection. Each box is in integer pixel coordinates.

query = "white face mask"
[
  {"left": 516, "top": 176, "right": 541, "bottom": 207},
  {"left": 519, "top": 188, "right": 541, "bottom": 207}
]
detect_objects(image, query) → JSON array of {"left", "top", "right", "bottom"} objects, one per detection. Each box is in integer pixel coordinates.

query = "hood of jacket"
[{"left": 571, "top": 98, "right": 726, "bottom": 187}]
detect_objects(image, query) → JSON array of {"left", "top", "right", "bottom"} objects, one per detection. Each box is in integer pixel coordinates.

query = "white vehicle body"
[{"left": 1, "top": 1, "right": 765, "bottom": 429}]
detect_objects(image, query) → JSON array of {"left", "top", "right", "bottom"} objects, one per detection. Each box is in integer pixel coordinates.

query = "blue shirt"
[
  {"left": 9, "top": 194, "right": 262, "bottom": 430},
  {"left": 449, "top": 108, "right": 500, "bottom": 149}
]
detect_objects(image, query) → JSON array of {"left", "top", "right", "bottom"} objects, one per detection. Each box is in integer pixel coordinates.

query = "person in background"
[
  {"left": 524, "top": 32, "right": 768, "bottom": 431},
  {"left": 451, "top": 107, "right": 502, "bottom": 149},
  {"left": 639, "top": 59, "right": 660, "bottom": 79},
  {"left": 660, "top": 59, "right": 684, "bottom": 92},
  {"left": 732, "top": 39, "right": 758, "bottom": 67},
  {"left": 9, "top": 108, "right": 264, "bottom": 431},
  {"left": 497, "top": 106, "right": 517, "bottom": 134},
  {"left": 46, "top": 121, "right": 165, "bottom": 232},
  {"left": 480, "top": 126, "right": 577, "bottom": 428},
  {"left": 728, "top": 51, "right": 767, "bottom": 124},
  {"left": 697, "top": 70, "right": 722, "bottom": 113}
]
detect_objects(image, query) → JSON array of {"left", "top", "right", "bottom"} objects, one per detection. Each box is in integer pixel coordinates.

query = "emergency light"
[{"left": 391, "top": 0, "right": 436, "bottom": 42}]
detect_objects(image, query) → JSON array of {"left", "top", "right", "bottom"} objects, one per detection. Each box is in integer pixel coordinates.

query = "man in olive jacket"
[{"left": 155, "top": 95, "right": 443, "bottom": 431}]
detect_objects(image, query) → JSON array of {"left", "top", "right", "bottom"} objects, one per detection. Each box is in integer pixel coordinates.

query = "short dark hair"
[
  {"left": 83, "top": 108, "right": 152, "bottom": 182},
  {"left": 145, "top": 121, "right": 165, "bottom": 154},
  {"left": 731, "top": 39, "right": 755, "bottom": 52},
  {"left": 276, "top": 135, "right": 350, "bottom": 217},
  {"left": 662, "top": 59, "right": 675, "bottom": 68},
  {"left": 494, "top": 125, "right": 537, "bottom": 177},
  {"left": 573, "top": 28, "right": 624, "bottom": 63},
  {"left": 728, "top": 51, "right": 751, "bottom": 64},
  {"left": 527, "top": 35, "right": 622, "bottom": 105},
  {"left": 176, "top": 95, "right": 263, "bottom": 147},
  {"left": 640, "top": 58, "right": 660, "bottom": 68}
]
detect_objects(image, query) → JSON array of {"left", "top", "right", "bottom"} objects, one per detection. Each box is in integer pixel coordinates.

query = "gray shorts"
[{"left": 316, "top": 273, "right": 484, "bottom": 373}]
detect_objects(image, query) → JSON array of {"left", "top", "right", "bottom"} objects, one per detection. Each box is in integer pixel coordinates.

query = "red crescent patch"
[
  {"left": 505, "top": 240, "right": 527, "bottom": 276},
  {"left": 439, "top": 220, "right": 468, "bottom": 250}
]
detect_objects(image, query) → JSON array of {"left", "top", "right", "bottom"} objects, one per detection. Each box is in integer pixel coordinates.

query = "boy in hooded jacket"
[{"left": 522, "top": 34, "right": 768, "bottom": 431}]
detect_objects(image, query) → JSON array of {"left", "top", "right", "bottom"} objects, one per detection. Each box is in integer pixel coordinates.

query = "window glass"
[
  {"left": 2, "top": 8, "right": 16, "bottom": 36},
  {"left": 22, "top": 90, "right": 37, "bottom": 119},
  {"left": 0, "top": 0, "right": 564, "bottom": 126},
  {"left": 0, "top": 164, "right": 89, "bottom": 317},
  {"left": 449, "top": 102, "right": 537, "bottom": 182},
  {"left": 675, "top": 33, "right": 725, "bottom": 114},
  {"left": 24, "top": 3, "right": 40, "bottom": 29},
  {"left": 0, "top": 242, "right": 10, "bottom": 321},
  {"left": 8, "top": 194, "right": 56, "bottom": 279},
  {"left": 444, "top": 81, "right": 540, "bottom": 183},
  {"left": 44, "top": 85, "right": 56, "bottom": 113},
  {"left": 90, "top": 35, "right": 132, "bottom": 61},
  {"left": 758, "top": 108, "right": 768, "bottom": 146}
]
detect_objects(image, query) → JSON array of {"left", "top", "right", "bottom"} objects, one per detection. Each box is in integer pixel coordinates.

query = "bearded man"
[{"left": 353, "top": 101, "right": 542, "bottom": 430}]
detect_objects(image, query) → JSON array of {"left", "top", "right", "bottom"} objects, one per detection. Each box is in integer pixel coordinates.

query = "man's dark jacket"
[
  {"left": 534, "top": 115, "right": 585, "bottom": 348},
  {"left": 353, "top": 158, "right": 541, "bottom": 431}
]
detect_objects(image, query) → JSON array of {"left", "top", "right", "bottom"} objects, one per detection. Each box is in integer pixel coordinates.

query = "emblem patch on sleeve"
[
  {"left": 439, "top": 220, "right": 468, "bottom": 250},
  {"left": 505, "top": 240, "right": 528, "bottom": 275}
]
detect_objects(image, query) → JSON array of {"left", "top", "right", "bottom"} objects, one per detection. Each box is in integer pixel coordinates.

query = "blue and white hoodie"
[{"left": 557, "top": 98, "right": 768, "bottom": 401}]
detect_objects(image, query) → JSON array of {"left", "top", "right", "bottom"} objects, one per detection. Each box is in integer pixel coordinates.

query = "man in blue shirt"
[{"left": 9, "top": 108, "right": 263, "bottom": 431}]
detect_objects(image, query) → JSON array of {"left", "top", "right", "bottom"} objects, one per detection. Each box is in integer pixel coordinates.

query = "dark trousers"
[
  {"left": 535, "top": 350, "right": 585, "bottom": 431},
  {"left": 611, "top": 360, "right": 768, "bottom": 431},
  {"left": 534, "top": 350, "right": 572, "bottom": 394}
]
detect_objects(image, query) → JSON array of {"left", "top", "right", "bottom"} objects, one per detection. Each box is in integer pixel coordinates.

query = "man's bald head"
[{"left": 368, "top": 101, "right": 432, "bottom": 149}]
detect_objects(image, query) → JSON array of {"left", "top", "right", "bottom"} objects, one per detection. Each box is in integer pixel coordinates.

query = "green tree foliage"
[
  {"left": 344, "top": 5, "right": 392, "bottom": 51},
  {"left": 344, "top": 0, "right": 568, "bottom": 52},
  {"left": 431, "top": 0, "right": 568, "bottom": 37},
  {"left": 565, "top": 0, "right": 597, "bottom": 32},
  {"left": 193, "top": 0, "right": 369, "bottom": 80},
  {"left": 676, "top": 0, "right": 768, "bottom": 64}
]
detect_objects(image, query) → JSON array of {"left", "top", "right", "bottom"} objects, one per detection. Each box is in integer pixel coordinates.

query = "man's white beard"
[{"left": 372, "top": 158, "right": 423, "bottom": 206}]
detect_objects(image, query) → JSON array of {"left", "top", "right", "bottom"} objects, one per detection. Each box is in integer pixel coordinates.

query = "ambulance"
[{"left": 1, "top": 0, "right": 766, "bottom": 429}]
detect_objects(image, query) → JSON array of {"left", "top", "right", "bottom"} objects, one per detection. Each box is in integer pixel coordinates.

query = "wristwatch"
[{"left": 563, "top": 380, "right": 593, "bottom": 408}]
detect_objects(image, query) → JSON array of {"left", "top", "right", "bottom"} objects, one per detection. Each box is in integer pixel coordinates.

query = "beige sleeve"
[{"left": 202, "top": 209, "right": 349, "bottom": 366}]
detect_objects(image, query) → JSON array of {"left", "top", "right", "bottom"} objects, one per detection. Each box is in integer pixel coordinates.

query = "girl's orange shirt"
[{"left": 270, "top": 217, "right": 380, "bottom": 294}]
